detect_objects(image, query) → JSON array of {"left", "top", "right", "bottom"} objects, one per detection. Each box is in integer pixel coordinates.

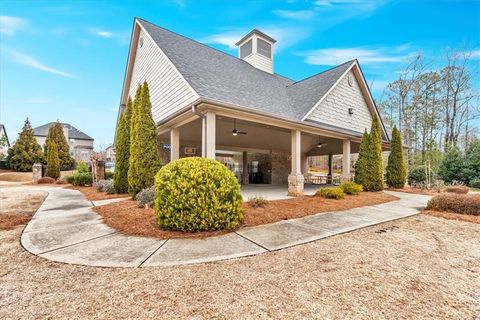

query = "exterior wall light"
[{"left": 348, "top": 108, "right": 354, "bottom": 115}]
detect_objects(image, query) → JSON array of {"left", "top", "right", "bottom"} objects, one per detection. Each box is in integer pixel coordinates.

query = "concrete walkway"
[{"left": 19, "top": 186, "right": 431, "bottom": 268}]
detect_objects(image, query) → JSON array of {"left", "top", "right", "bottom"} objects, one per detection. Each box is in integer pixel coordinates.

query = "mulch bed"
[
  {"left": 93, "top": 192, "right": 398, "bottom": 239},
  {"left": 422, "top": 210, "right": 480, "bottom": 224},
  {"left": 389, "top": 188, "right": 443, "bottom": 196},
  {"left": 66, "top": 186, "right": 130, "bottom": 201}
]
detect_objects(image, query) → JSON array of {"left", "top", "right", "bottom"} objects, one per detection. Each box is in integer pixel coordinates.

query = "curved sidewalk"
[{"left": 20, "top": 187, "right": 431, "bottom": 268}]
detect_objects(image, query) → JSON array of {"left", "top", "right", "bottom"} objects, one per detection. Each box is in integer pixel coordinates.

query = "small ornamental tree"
[
  {"left": 45, "top": 140, "right": 60, "bottom": 180},
  {"left": 113, "top": 97, "right": 133, "bottom": 193},
  {"left": 386, "top": 126, "right": 406, "bottom": 188},
  {"left": 7, "top": 118, "right": 44, "bottom": 171},
  {"left": 438, "top": 146, "right": 463, "bottom": 183},
  {"left": 354, "top": 130, "right": 371, "bottom": 187},
  {"left": 44, "top": 121, "right": 75, "bottom": 170},
  {"left": 128, "top": 82, "right": 161, "bottom": 196},
  {"left": 364, "top": 117, "right": 384, "bottom": 191}
]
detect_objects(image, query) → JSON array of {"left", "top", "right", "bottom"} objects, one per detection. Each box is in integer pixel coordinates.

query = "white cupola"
[{"left": 236, "top": 29, "right": 276, "bottom": 74}]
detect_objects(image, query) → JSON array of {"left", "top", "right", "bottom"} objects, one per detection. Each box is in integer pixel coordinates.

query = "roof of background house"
[
  {"left": 137, "top": 19, "right": 355, "bottom": 121},
  {"left": 32, "top": 122, "right": 94, "bottom": 141},
  {"left": 0, "top": 124, "right": 10, "bottom": 146}
]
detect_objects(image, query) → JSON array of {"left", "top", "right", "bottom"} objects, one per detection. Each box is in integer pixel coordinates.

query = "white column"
[
  {"left": 291, "top": 129, "right": 301, "bottom": 175},
  {"left": 288, "top": 129, "right": 304, "bottom": 196},
  {"left": 170, "top": 127, "right": 180, "bottom": 162},
  {"left": 342, "top": 139, "right": 351, "bottom": 181},
  {"left": 205, "top": 112, "right": 216, "bottom": 159},
  {"left": 201, "top": 117, "right": 206, "bottom": 157}
]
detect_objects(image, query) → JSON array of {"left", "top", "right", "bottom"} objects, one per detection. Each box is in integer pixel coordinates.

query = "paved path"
[{"left": 18, "top": 186, "right": 431, "bottom": 268}]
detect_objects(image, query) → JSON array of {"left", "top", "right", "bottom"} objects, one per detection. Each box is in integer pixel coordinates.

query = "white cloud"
[
  {"left": 468, "top": 49, "right": 480, "bottom": 59},
  {"left": 202, "top": 31, "right": 246, "bottom": 50},
  {"left": 5, "top": 49, "right": 76, "bottom": 78},
  {"left": 272, "top": 9, "right": 316, "bottom": 20},
  {"left": 96, "top": 31, "right": 114, "bottom": 38},
  {"left": 299, "top": 47, "right": 412, "bottom": 65},
  {"left": 0, "top": 16, "right": 28, "bottom": 36},
  {"left": 88, "top": 28, "right": 130, "bottom": 44},
  {"left": 172, "top": 0, "right": 186, "bottom": 9}
]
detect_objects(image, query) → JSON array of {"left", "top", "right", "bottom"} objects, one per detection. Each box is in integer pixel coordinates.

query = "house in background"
[
  {"left": 105, "top": 145, "right": 115, "bottom": 162},
  {"left": 117, "top": 18, "right": 390, "bottom": 196},
  {"left": 0, "top": 124, "right": 11, "bottom": 158},
  {"left": 32, "top": 122, "right": 94, "bottom": 162}
]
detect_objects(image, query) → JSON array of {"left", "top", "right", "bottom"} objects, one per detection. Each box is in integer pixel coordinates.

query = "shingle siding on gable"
[
  {"left": 307, "top": 70, "right": 372, "bottom": 134},
  {"left": 128, "top": 28, "right": 198, "bottom": 124}
]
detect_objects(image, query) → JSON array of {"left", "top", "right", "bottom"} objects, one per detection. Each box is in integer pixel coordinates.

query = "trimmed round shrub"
[
  {"left": 72, "top": 172, "right": 92, "bottom": 186},
  {"left": 469, "top": 178, "right": 480, "bottom": 189},
  {"left": 55, "top": 178, "right": 67, "bottom": 184},
  {"left": 37, "top": 177, "right": 55, "bottom": 184},
  {"left": 426, "top": 194, "right": 480, "bottom": 215},
  {"left": 65, "top": 175, "right": 75, "bottom": 184},
  {"left": 445, "top": 185, "right": 469, "bottom": 194},
  {"left": 317, "top": 187, "right": 345, "bottom": 199},
  {"left": 340, "top": 182, "right": 363, "bottom": 195},
  {"left": 154, "top": 157, "right": 243, "bottom": 231},
  {"left": 95, "top": 179, "right": 115, "bottom": 194}
]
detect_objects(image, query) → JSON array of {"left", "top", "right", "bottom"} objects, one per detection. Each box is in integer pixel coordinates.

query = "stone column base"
[
  {"left": 288, "top": 174, "right": 305, "bottom": 196},
  {"left": 340, "top": 174, "right": 352, "bottom": 183},
  {"left": 32, "top": 162, "right": 42, "bottom": 183}
]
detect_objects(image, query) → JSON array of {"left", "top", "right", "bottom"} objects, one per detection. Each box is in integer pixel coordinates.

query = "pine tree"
[
  {"left": 365, "top": 117, "right": 384, "bottom": 191},
  {"left": 128, "top": 82, "right": 161, "bottom": 196},
  {"left": 113, "top": 97, "right": 133, "bottom": 193},
  {"left": 438, "top": 146, "right": 463, "bottom": 183},
  {"left": 45, "top": 140, "right": 60, "bottom": 179},
  {"left": 386, "top": 126, "right": 406, "bottom": 188},
  {"left": 44, "top": 121, "right": 75, "bottom": 170},
  {"left": 7, "top": 118, "right": 44, "bottom": 172},
  {"left": 354, "top": 130, "right": 371, "bottom": 187}
]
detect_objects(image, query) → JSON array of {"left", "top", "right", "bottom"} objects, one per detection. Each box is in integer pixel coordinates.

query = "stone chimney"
[{"left": 236, "top": 29, "right": 276, "bottom": 74}]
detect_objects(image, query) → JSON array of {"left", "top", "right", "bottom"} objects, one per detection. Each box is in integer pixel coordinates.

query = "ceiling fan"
[
  {"left": 232, "top": 119, "right": 247, "bottom": 136},
  {"left": 317, "top": 137, "right": 328, "bottom": 148}
]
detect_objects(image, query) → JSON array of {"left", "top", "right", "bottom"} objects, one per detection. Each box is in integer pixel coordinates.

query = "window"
[
  {"left": 240, "top": 39, "right": 252, "bottom": 59},
  {"left": 257, "top": 38, "right": 271, "bottom": 58}
]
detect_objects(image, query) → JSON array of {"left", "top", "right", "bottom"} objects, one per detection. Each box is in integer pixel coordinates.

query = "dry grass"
[
  {"left": 0, "top": 191, "right": 47, "bottom": 230},
  {"left": 66, "top": 185, "right": 129, "bottom": 201},
  {"left": 93, "top": 192, "right": 398, "bottom": 239},
  {"left": 0, "top": 215, "right": 478, "bottom": 319},
  {"left": 0, "top": 170, "right": 74, "bottom": 182},
  {"left": 422, "top": 210, "right": 480, "bottom": 224},
  {"left": 389, "top": 187, "right": 443, "bottom": 195}
]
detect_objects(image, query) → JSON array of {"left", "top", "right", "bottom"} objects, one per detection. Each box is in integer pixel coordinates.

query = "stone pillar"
[
  {"left": 341, "top": 140, "right": 351, "bottom": 182},
  {"left": 327, "top": 154, "right": 333, "bottom": 184},
  {"left": 242, "top": 151, "right": 249, "bottom": 185},
  {"left": 288, "top": 129, "right": 304, "bottom": 196},
  {"left": 95, "top": 160, "right": 105, "bottom": 181},
  {"left": 32, "top": 162, "right": 42, "bottom": 183},
  {"left": 170, "top": 127, "right": 180, "bottom": 162},
  {"left": 205, "top": 112, "right": 216, "bottom": 159}
]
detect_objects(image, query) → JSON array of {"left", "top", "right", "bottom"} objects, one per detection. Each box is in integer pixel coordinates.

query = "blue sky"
[{"left": 1, "top": 0, "right": 479, "bottom": 148}]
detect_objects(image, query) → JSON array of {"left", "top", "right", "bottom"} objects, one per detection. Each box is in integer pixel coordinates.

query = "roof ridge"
[
  {"left": 136, "top": 18, "right": 294, "bottom": 82},
  {"left": 287, "top": 59, "right": 356, "bottom": 87}
]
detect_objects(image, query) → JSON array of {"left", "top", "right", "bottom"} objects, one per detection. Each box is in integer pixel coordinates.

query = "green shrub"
[
  {"left": 76, "top": 161, "right": 89, "bottom": 173},
  {"left": 71, "top": 172, "right": 92, "bottom": 186},
  {"left": 45, "top": 140, "right": 60, "bottom": 180},
  {"left": 113, "top": 97, "right": 132, "bottom": 194},
  {"left": 136, "top": 186, "right": 154, "bottom": 208},
  {"left": 248, "top": 195, "right": 269, "bottom": 208},
  {"left": 95, "top": 180, "right": 115, "bottom": 194},
  {"left": 317, "top": 187, "right": 345, "bottom": 199},
  {"left": 408, "top": 166, "right": 434, "bottom": 185},
  {"left": 340, "top": 182, "right": 363, "bottom": 195},
  {"left": 469, "top": 178, "right": 480, "bottom": 189},
  {"left": 445, "top": 185, "right": 469, "bottom": 194},
  {"left": 154, "top": 157, "right": 243, "bottom": 231},
  {"left": 43, "top": 121, "right": 75, "bottom": 170},
  {"left": 386, "top": 126, "right": 406, "bottom": 188},
  {"left": 65, "top": 175, "right": 75, "bottom": 184},
  {"left": 105, "top": 171, "right": 114, "bottom": 180},
  {"left": 438, "top": 146, "right": 463, "bottom": 183},
  {"left": 426, "top": 194, "right": 480, "bottom": 215},
  {"left": 6, "top": 118, "right": 44, "bottom": 171}
]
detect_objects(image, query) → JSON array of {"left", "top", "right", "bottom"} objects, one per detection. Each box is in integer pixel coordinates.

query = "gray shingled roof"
[
  {"left": 138, "top": 19, "right": 355, "bottom": 121},
  {"left": 0, "top": 124, "right": 10, "bottom": 146},
  {"left": 32, "top": 122, "right": 94, "bottom": 141}
]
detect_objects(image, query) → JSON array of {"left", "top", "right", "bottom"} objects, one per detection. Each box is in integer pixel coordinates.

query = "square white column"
[
  {"left": 288, "top": 129, "right": 304, "bottom": 196},
  {"left": 342, "top": 139, "right": 351, "bottom": 181},
  {"left": 170, "top": 127, "right": 180, "bottom": 162},
  {"left": 205, "top": 111, "right": 216, "bottom": 159}
]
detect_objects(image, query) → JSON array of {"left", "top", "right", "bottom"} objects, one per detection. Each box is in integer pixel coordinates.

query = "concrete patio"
[
  {"left": 240, "top": 184, "right": 319, "bottom": 200},
  {"left": 18, "top": 186, "right": 431, "bottom": 267}
]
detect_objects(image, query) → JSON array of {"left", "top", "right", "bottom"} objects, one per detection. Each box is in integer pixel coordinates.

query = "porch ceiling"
[{"left": 160, "top": 116, "right": 359, "bottom": 155}]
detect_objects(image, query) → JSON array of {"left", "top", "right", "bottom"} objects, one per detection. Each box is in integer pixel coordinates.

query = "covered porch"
[{"left": 157, "top": 104, "right": 366, "bottom": 196}]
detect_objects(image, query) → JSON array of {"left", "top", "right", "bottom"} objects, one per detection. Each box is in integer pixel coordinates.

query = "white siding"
[
  {"left": 307, "top": 70, "right": 372, "bottom": 134},
  {"left": 127, "top": 29, "right": 199, "bottom": 124},
  {"left": 243, "top": 53, "right": 273, "bottom": 74}
]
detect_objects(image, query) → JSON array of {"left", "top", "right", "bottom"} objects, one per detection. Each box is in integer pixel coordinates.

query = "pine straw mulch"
[
  {"left": 422, "top": 210, "right": 480, "bottom": 224},
  {"left": 389, "top": 187, "right": 443, "bottom": 196},
  {"left": 0, "top": 191, "right": 48, "bottom": 230},
  {"left": 65, "top": 186, "right": 130, "bottom": 201},
  {"left": 93, "top": 192, "right": 398, "bottom": 239}
]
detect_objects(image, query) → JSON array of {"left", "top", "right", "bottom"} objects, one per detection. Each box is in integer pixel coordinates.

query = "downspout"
[{"left": 191, "top": 104, "right": 206, "bottom": 157}]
